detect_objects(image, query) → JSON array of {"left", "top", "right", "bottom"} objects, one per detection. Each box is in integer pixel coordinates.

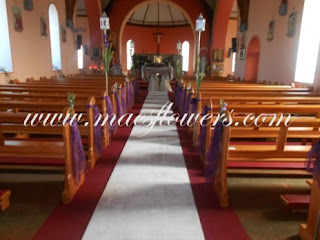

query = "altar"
[
  {"left": 141, "top": 66, "right": 174, "bottom": 80},
  {"left": 132, "top": 53, "right": 181, "bottom": 81}
]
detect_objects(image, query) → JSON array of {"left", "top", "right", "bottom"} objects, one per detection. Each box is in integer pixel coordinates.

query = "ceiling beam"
[
  {"left": 142, "top": 4, "right": 150, "bottom": 25},
  {"left": 167, "top": 4, "right": 174, "bottom": 26}
]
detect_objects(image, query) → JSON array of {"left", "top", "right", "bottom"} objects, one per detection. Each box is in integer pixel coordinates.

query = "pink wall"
[
  {"left": 223, "top": 19, "right": 237, "bottom": 76},
  {"left": 234, "top": 0, "right": 304, "bottom": 85},
  {"left": 122, "top": 24, "right": 194, "bottom": 75},
  {"left": 0, "top": 0, "right": 79, "bottom": 83}
]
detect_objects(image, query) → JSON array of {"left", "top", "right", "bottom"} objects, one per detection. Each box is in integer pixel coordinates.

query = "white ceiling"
[{"left": 127, "top": 3, "right": 189, "bottom": 27}]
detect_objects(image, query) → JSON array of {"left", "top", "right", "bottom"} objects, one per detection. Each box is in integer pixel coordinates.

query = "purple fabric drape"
[
  {"left": 174, "top": 81, "right": 178, "bottom": 96},
  {"left": 126, "top": 84, "right": 131, "bottom": 108},
  {"left": 120, "top": 87, "right": 127, "bottom": 113},
  {"left": 205, "top": 121, "right": 224, "bottom": 183},
  {"left": 130, "top": 82, "right": 134, "bottom": 106},
  {"left": 130, "top": 82, "right": 134, "bottom": 105},
  {"left": 184, "top": 93, "right": 192, "bottom": 115},
  {"left": 71, "top": 122, "right": 87, "bottom": 184},
  {"left": 179, "top": 89, "right": 186, "bottom": 114},
  {"left": 133, "top": 79, "right": 139, "bottom": 98},
  {"left": 306, "top": 140, "right": 320, "bottom": 184},
  {"left": 103, "top": 96, "right": 116, "bottom": 134},
  {"left": 197, "top": 105, "right": 209, "bottom": 153},
  {"left": 191, "top": 97, "right": 199, "bottom": 114},
  {"left": 176, "top": 85, "right": 181, "bottom": 107},
  {"left": 86, "top": 104, "right": 103, "bottom": 155},
  {"left": 115, "top": 92, "right": 124, "bottom": 117}
]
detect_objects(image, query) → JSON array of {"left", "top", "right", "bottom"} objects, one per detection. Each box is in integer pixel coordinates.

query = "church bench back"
[
  {"left": 0, "top": 108, "right": 85, "bottom": 204},
  {"left": 209, "top": 118, "right": 320, "bottom": 207},
  {"left": 0, "top": 97, "right": 103, "bottom": 169}
]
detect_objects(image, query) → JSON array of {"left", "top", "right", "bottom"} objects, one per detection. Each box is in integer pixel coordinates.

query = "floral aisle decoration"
[
  {"left": 103, "top": 34, "right": 114, "bottom": 75},
  {"left": 196, "top": 57, "right": 205, "bottom": 97},
  {"left": 67, "top": 92, "right": 76, "bottom": 117}
]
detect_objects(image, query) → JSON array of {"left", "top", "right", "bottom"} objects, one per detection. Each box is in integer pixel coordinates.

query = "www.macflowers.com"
[{"left": 23, "top": 102, "right": 294, "bottom": 137}]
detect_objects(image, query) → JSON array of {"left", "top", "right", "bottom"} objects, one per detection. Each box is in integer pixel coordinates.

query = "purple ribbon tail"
[
  {"left": 205, "top": 121, "right": 224, "bottom": 184},
  {"left": 133, "top": 79, "right": 139, "bottom": 98},
  {"left": 115, "top": 92, "right": 124, "bottom": 117},
  {"left": 306, "top": 140, "right": 320, "bottom": 184},
  {"left": 197, "top": 105, "right": 209, "bottom": 153},
  {"left": 106, "top": 96, "right": 116, "bottom": 134},
  {"left": 191, "top": 97, "right": 199, "bottom": 114},
  {"left": 93, "top": 106, "right": 103, "bottom": 155},
  {"left": 184, "top": 93, "right": 192, "bottom": 115},
  {"left": 71, "top": 122, "right": 87, "bottom": 184},
  {"left": 120, "top": 88, "right": 127, "bottom": 113}
]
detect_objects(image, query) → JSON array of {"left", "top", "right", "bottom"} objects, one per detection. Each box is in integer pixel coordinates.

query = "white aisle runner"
[{"left": 82, "top": 92, "right": 205, "bottom": 240}]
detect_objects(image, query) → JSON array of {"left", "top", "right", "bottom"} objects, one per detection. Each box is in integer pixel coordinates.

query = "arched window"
[
  {"left": 77, "top": 45, "right": 84, "bottom": 69},
  {"left": 49, "top": 4, "right": 62, "bottom": 70},
  {"left": 295, "top": 0, "right": 320, "bottom": 83},
  {"left": 182, "top": 41, "right": 190, "bottom": 72},
  {"left": 127, "top": 40, "right": 135, "bottom": 70},
  {"left": 0, "top": 0, "right": 13, "bottom": 72}
]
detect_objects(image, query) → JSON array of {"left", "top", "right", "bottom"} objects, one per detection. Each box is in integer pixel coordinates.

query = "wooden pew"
[
  {"left": 0, "top": 109, "right": 86, "bottom": 203},
  {"left": 209, "top": 118, "right": 320, "bottom": 207},
  {"left": 299, "top": 179, "right": 320, "bottom": 240},
  {"left": 0, "top": 98, "right": 102, "bottom": 169}
]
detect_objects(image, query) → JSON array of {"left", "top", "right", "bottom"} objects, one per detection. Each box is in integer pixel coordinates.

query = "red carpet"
[
  {"left": 170, "top": 92, "right": 250, "bottom": 240},
  {"left": 32, "top": 90, "right": 147, "bottom": 240}
]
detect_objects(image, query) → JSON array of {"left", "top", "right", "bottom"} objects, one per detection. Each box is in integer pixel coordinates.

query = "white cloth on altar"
[
  {"left": 160, "top": 75, "right": 172, "bottom": 92},
  {"left": 142, "top": 66, "right": 174, "bottom": 80}
]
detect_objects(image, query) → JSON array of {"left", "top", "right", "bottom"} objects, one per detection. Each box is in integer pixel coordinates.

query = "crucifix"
[{"left": 153, "top": 29, "right": 164, "bottom": 55}]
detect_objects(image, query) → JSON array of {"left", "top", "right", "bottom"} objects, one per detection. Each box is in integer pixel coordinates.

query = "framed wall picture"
[
  {"left": 239, "top": 48, "right": 246, "bottom": 60},
  {"left": 61, "top": 26, "right": 67, "bottom": 43},
  {"left": 267, "top": 19, "right": 275, "bottom": 41},
  {"left": 153, "top": 55, "right": 163, "bottom": 64},
  {"left": 24, "top": 0, "right": 33, "bottom": 11},
  {"left": 12, "top": 5, "right": 23, "bottom": 32},
  {"left": 91, "top": 47, "right": 101, "bottom": 59},
  {"left": 287, "top": 11, "right": 297, "bottom": 38},
  {"left": 213, "top": 49, "right": 224, "bottom": 62},
  {"left": 40, "top": 17, "right": 48, "bottom": 38}
]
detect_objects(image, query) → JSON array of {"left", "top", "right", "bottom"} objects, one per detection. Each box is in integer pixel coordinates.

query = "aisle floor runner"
[{"left": 83, "top": 91, "right": 205, "bottom": 240}]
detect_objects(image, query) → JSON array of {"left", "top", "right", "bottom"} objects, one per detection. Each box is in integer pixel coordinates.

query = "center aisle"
[{"left": 83, "top": 91, "right": 205, "bottom": 240}]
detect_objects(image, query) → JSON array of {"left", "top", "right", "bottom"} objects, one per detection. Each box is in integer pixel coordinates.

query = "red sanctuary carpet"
[
  {"left": 32, "top": 90, "right": 147, "bottom": 240},
  {"left": 169, "top": 92, "right": 250, "bottom": 240}
]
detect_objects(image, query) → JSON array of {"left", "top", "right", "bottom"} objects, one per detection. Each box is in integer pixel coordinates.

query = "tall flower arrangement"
[
  {"left": 103, "top": 34, "right": 114, "bottom": 74},
  {"left": 68, "top": 92, "right": 76, "bottom": 117},
  {"left": 196, "top": 57, "right": 204, "bottom": 96}
]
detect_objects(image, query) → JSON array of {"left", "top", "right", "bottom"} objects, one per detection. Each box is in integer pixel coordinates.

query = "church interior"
[{"left": 1, "top": 0, "right": 320, "bottom": 239}]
